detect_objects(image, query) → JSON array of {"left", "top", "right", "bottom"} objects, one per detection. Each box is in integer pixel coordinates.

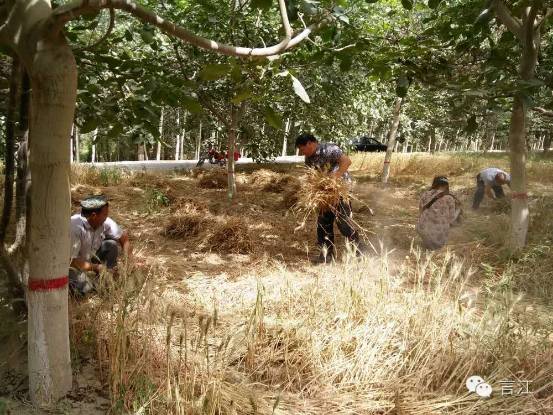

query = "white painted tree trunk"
[
  {"left": 175, "top": 110, "right": 181, "bottom": 161},
  {"left": 91, "top": 128, "right": 98, "bottom": 163},
  {"left": 282, "top": 117, "right": 290, "bottom": 157},
  {"left": 180, "top": 112, "right": 187, "bottom": 160},
  {"left": 27, "top": 35, "right": 76, "bottom": 406},
  {"left": 227, "top": 106, "right": 238, "bottom": 199},
  {"left": 156, "top": 107, "right": 164, "bottom": 161},
  {"left": 544, "top": 133, "right": 551, "bottom": 154},
  {"left": 195, "top": 121, "right": 202, "bottom": 160},
  {"left": 382, "top": 97, "right": 402, "bottom": 183}
]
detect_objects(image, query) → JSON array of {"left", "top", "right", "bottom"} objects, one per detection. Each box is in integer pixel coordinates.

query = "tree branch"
[
  {"left": 278, "top": 0, "right": 292, "bottom": 39},
  {"left": 532, "top": 107, "right": 553, "bottom": 117},
  {"left": 534, "top": 8, "right": 553, "bottom": 31},
  {"left": 51, "top": 0, "right": 328, "bottom": 57},
  {"left": 491, "top": 0, "right": 523, "bottom": 39},
  {"left": 74, "top": 7, "right": 115, "bottom": 51}
]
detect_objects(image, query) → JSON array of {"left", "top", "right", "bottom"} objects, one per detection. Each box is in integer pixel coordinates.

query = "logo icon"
[{"left": 466, "top": 375, "right": 493, "bottom": 398}]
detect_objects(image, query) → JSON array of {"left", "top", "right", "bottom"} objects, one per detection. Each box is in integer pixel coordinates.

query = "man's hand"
[{"left": 94, "top": 263, "right": 106, "bottom": 275}]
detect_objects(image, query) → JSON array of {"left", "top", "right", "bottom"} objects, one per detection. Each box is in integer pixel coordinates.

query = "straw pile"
[
  {"left": 249, "top": 169, "right": 299, "bottom": 193},
  {"left": 294, "top": 168, "right": 351, "bottom": 215},
  {"left": 197, "top": 170, "right": 228, "bottom": 189},
  {"left": 165, "top": 204, "right": 206, "bottom": 238},
  {"left": 204, "top": 217, "right": 254, "bottom": 254}
]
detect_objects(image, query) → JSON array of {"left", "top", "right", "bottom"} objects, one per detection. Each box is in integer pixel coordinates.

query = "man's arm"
[
  {"left": 333, "top": 154, "right": 352, "bottom": 178},
  {"left": 118, "top": 231, "right": 131, "bottom": 257},
  {"left": 485, "top": 184, "right": 496, "bottom": 199},
  {"left": 70, "top": 258, "right": 104, "bottom": 274}
]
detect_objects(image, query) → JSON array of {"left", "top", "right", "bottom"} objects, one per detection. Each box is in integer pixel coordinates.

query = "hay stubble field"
[{"left": 2, "top": 152, "right": 553, "bottom": 414}]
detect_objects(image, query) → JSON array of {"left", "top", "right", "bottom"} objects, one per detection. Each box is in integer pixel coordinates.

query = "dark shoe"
[{"left": 311, "top": 247, "right": 336, "bottom": 265}]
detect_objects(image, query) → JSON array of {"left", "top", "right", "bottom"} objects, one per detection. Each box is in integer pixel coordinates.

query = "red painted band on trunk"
[
  {"left": 28, "top": 276, "right": 69, "bottom": 291},
  {"left": 511, "top": 192, "right": 528, "bottom": 199},
  {"left": 383, "top": 161, "right": 391, "bottom": 164}
]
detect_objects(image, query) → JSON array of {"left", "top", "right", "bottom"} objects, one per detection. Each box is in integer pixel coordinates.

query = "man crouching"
[{"left": 69, "top": 195, "right": 131, "bottom": 296}]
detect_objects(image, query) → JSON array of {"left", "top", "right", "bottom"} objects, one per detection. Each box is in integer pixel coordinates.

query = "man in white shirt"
[
  {"left": 472, "top": 167, "right": 511, "bottom": 210},
  {"left": 69, "top": 195, "right": 130, "bottom": 296}
]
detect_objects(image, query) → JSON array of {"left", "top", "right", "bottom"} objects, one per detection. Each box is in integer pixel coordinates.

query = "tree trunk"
[
  {"left": 74, "top": 125, "right": 80, "bottom": 163},
  {"left": 0, "top": 57, "right": 24, "bottom": 299},
  {"left": 26, "top": 36, "right": 77, "bottom": 405},
  {"left": 227, "top": 105, "right": 239, "bottom": 200},
  {"left": 543, "top": 132, "right": 551, "bottom": 154},
  {"left": 282, "top": 117, "right": 290, "bottom": 157},
  {"left": 70, "top": 125, "right": 74, "bottom": 164},
  {"left": 138, "top": 144, "right": 145, "bottom": 161},
  {"left": 91, "top": 129, "right": 97, "bottom": 163},
  {"left": 508, "top": 94, "right": 529, "bottom": 250},
  {"left": 157, "top": 107, "right": 164, "bottom": 161},
  {"left": 10, "top": 68, "right": 31, "bottom": 261},
  {"left": 175, "top": 110, "right": 181, "bottom": 161},
  {"left": 195, "top": 120, "right": 202, "bottom": 160},
  {"left": 426, "top": 132, "right": 433, "bottom": 153},
  {"left": 180, "top": 112, "right": 187, "bottom": 160},
  {"left": 382, "top": 97, "right": 402, "bottom": 183}
]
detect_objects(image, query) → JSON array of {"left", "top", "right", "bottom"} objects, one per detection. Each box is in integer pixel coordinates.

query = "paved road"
[{"left": 81, "top": 156, "right": 305, "bottom": 171}]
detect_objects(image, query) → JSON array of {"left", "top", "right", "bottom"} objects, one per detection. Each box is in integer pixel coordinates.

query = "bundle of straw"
[
  {"left": 197, "top": 170, "right": 227, "bottom": 189},
  {"left": 294, "top": 168, "right": 351, "bottom": 215},
  {"left": 165, "top": 205, "right": 206, "bottom": 238},
  {"left": 204, "top": 217, "right": 254, "bottom": 254}
]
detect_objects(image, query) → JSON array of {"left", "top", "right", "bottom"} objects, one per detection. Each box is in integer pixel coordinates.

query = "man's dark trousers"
[
  {"left": 317, "top": 199, "right": 358, "bottom": 254},
  {"left": 472, "top": 174, "right": 506, "bottom": 209}
]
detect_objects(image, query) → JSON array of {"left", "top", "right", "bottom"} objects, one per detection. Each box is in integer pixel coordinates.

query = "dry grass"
[
  {"left": 204, "top": 216, "right": 254, "bottom": 254},
  {"left": 249, "top": 169, "right": 299, "bottom": 193},
  {"left": 197, "top": 170, "right": 228, "bottom": 189},
  {"left": 165, "top": 211, "right": 205, "bottom": 238},
  {"left": 64, "top": 154, "right": 553, "bottom": 414},
  {"left": 293, "top": 169, "right": 350, "bottom": 217},
  {"left": 85, "top": 251, "right": 553, "bottom": 414}
]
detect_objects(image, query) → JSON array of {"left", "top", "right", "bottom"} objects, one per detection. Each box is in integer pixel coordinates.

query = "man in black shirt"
[{"left": 296, "top": 133, "right": 366, "bottom": 263}]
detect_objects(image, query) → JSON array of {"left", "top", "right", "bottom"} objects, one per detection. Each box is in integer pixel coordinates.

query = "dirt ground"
[{"left": 2, "top": 159, "right": 552, "bottom": 414}]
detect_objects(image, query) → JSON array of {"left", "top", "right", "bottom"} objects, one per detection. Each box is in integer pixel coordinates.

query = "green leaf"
[
  {"left": 428, "top": 0, "right": 441, "bottom": 8},
  {"left": 401, "top": 0, "right": 413, "bottom": 10},
  {"left": 395, "top": 76, "right": 410, "bottom": 97},
  {"left": 231, "top": 88, "right": 253, "bottom": 104},
  {"left": 199, "top": 64, "right": 232, "bottom": 81},
  {"left": 339, "top": 55, "right": 353, "bottom": 71},
  {"left": 182, "top": 96, "right": 203, "bottom": 113},
  {"left": 140, "top": 29, "right": 155, "bottom": 44},
  {"left": 231, "top": 65, "right": 242, "bottom": 82},
  {"left": 251, "top": 0, "right": 273, "bottom": 11},
  {"left": 80, "top": 118, "right": 98, "bottom": 134},
  {"left": 263, "top": 107, "right": 283, "bottom": 129},
  {"left": 291, "top": 75, "right": 311, "bottom": 103}
]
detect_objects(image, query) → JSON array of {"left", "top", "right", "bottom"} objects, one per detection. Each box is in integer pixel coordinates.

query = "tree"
[
  {"left": 0, "top": 0, "right": 328, "bottom": 405},
  {"left": 490, "top": 0, "right": 551, "bottom": 249}
]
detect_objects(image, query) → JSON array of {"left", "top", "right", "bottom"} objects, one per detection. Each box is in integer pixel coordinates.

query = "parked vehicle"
[
  {"left": 350, "top": 136, "right": 388, "bottom": 152},
  {"left": 196, "top": 147, "right": 227, "bottom": 167}
]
